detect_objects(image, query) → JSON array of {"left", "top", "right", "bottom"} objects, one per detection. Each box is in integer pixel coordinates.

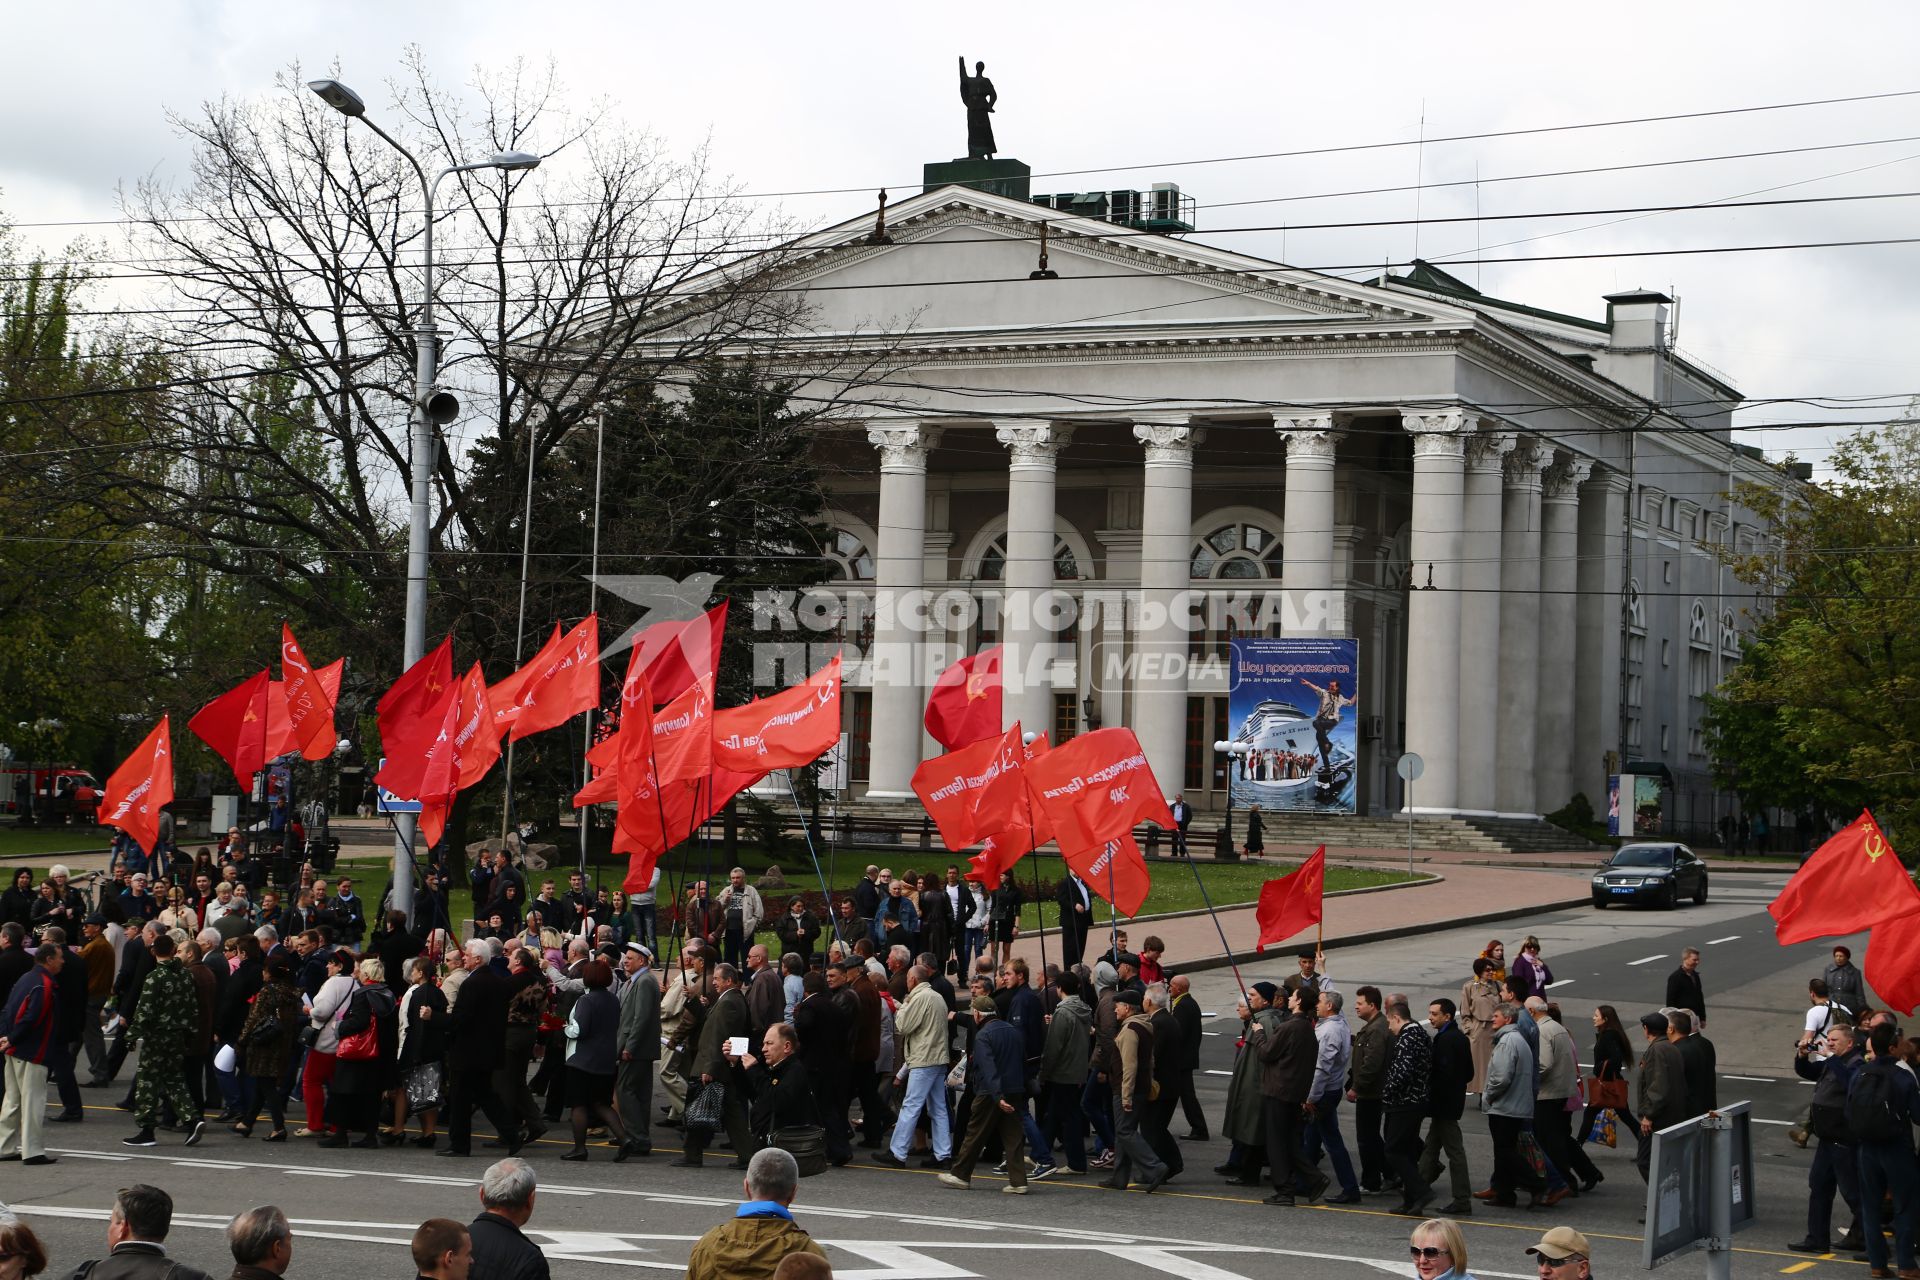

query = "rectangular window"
[
  {"left": 1660, "top": 724, "right": 1671, "bottom": 752},
  {"left": 1688, "top": 648, "right": 1710, "bottom": 697},
  {"left": 1053, "top": 692, "right": 1079, "bottom": 745},
  {"left": 1626, "top": 674, "right": 1643, "bottom": 708},
  {"left": 1184, "top": 697, "right": 1206, "bottom": 790},
  {"left": 1660, "top": 639, "right": 1671, "bottom": 668},
  {"left": 1627, "top": 717, "right": 1643, "bottom": 749},
  {"left": 1213, "top": 700, "right": 1231, "bottom": 789},
  {"left": 1689, "top": 727, "right": 1706, "bottom": 758},
  {"left": 848, "top": 692, "right": 872, "bottom": 783}
]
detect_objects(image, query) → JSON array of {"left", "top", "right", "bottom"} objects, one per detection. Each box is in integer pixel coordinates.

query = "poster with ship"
[{"left": 1227, "top": 637, "right": 1359, "bottom": 814}]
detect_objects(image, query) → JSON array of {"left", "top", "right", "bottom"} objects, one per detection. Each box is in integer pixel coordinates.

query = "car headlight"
[{"left": 1592, "top": 876, "right": 1606, "bottom": 884}]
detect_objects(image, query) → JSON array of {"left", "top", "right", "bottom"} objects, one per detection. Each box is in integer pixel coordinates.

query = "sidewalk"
[{"left": 1006, "top": 861, "right": 1594, "bottom": 977}]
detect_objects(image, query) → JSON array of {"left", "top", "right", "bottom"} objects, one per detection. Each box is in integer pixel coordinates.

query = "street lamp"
[
  {"left": 308, "top": 76, "right": 541, "bottom": 918},
  {"left": 1213, "top": 739, "right": 1250, "bottom": 859}
]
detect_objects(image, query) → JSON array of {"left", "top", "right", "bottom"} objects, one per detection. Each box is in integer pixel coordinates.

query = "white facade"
[{"left": 649, "top": 185, "right": 1787, "bottom": 830}]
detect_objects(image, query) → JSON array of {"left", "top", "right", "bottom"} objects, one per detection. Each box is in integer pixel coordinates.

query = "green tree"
[{"left": 1706, "top": 412, "right": 1920, "bottom": 843}]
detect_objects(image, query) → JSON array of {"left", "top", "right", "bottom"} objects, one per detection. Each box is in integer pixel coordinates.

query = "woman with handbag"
[
  {"left": 1581, "top": 1004, "right": 1636, "bottom": 1144},
  {"left": 299, "top": 947, "right": 355, "bottom": 1137},
  {"left": 320, "top": 956, "right": 398, "bottom": 1149},
  {"left": 233, "top": 953, "right": 302, "bottom": 1140},
  {"left": 386, "top": 956, "right": 447, "bottom": 1148},
  {"left": 214, "top": 935, "right": 265, "bottom": 1122},
  {"left": 560, "top": 958, "right": 630, "bottom": 1162}
]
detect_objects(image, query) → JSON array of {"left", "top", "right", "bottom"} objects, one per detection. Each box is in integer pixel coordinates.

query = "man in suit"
[
  {"left": 1668, "top": 1008, "right": 1716, "bottom": 1118},
  {"left": 940, "top": 866, "right": 977, "bottom": 977},
  {"left": 1168, "top": 795, "right": 1194, "bottom": 857},
  {"left": 852, "top": 866, "right": 883, "bottom": 924},
  {"left": 440, "top": 939, "right": 518, "bottom": 1158},
  {"left": 1144, "top": 983, "right": 1185, "bottom": 1177},
  {"left": 674, "top": 962, "right": 755, "bottom": 1168},
  {"left": 1168, "top": 974, "right": 1208, "bottom": 1140},
  {"left": 614, "top": 943, "right": 659, "bottom": 1157},
  {"left": 1055, "top": 872, "right": 1092, "bottom": 968},
  {"left": 793, "top": 968, "right": 851, "bottom": 1165},
  {"left": 1665, "top": 949, "right": 1706, "bottom": 1029},
  {"left": 1634, "top": 1012, "right": 1689, "bottom": 1182},
  {"left": 1420, "top": 996, "right": 1476, "bottom": 1214},
  {"left": 743, "top": 944, "right": 784, "bottom": 1042}
]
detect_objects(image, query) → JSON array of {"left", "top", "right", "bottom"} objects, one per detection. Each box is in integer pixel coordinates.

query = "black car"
[{"left": 1591, "top": 843, "right": 1708, "bottom": 910}]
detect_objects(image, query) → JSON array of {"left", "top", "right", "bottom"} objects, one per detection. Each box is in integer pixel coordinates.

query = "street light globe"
[
  {"left": 306, "top": 78, "right": 367, "bottom": 118},
  {"left": 487, "top": 151, "right": 542, "bottom": 172}
]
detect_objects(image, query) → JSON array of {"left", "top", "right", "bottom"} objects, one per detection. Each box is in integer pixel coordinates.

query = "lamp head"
[
  {"left": 306, "top": 79, "right": 367, "bottom": 119},
  {"left": 488, "top": 151, "right": 542, "bottom": 172}
]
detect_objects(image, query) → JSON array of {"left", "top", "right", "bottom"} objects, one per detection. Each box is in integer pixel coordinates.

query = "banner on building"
[{"left": 1227, "top": 637, "right": 1359, "bottom": 814}]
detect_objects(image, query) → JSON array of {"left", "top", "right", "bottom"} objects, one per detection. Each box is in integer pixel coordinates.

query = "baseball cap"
[
  {"left": 1525, "top": 1227, "right": 1590, "bottom": 1261},
  {"left": 969, "top": 994, "right": 998, "bottom": 1015}
]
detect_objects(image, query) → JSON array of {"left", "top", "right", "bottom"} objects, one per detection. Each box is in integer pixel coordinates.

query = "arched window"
[
  {"left": 1689, "top": 600, "right": 1709, "bottom": 646},
  {"left": 1190, "top": 521, "right": 1284, "bottom": 580},
  {"left": 824, "top": 528, "right": 874, "bottom": 581},
  {"left": 977, "top": 534, "right": 1081, "bottom": 581},
  {"left": 1624, "top": 580, "right": 1646, "bottom": 633}
]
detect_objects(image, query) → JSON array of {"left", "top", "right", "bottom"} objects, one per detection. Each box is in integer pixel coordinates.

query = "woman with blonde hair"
[
  {"left": 1408, "top": 1218, "right": 1474, "bottom": 1279},
  {"left": 157, "top": 884, "right": 199, "bottom": 933}
]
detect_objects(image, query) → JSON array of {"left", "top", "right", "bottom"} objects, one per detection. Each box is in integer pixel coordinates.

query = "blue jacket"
[
  {"left": 970, "top": 1015, "right": 1026, "bottom": 1102},
  {"left": 3, "top": 964, "right": 60, "bottom": 1065},
  {"left": 1006, "top": 984, "right": 1046, "bottom": 1074},
  {"left": 870, "top": 895, "right": 919, "bottom": 947}
]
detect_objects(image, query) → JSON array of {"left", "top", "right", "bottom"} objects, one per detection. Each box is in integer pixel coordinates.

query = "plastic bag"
[{"left": 1587, "top": 1108, "right": 1618, "bottom": 1148}]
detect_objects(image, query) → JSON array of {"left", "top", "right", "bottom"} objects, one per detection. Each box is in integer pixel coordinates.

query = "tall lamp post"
[
  {"left": 307, "top": 77, "right": 540, "bottom": 918},
  {"left": 1213, "top": 740, "right": 1249, "bottom": 858}
]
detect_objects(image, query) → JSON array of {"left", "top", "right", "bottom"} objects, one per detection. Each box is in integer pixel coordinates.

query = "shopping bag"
[{"left": 1587, "top": 1108, "right": 1618, "bottom": 1148}]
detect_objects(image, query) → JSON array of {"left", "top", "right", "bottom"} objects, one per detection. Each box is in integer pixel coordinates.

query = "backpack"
[{"left": 1846, "top": 1065, "right": 1910, "bottom": 1145}]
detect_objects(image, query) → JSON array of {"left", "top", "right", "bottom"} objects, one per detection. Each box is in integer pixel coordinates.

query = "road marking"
[
  {"left": 1781, "top": 1261, "right": 1819, "bottom": 1273},
  {"left": 1202, "top": 1031, "right": 1222, "bottom": 1037},
  {"left": 1751, "top": 1118, "right": 1794, "bottom": 1126},
  {"left": 1707, "top": 935, "right": 1741, "bottom": 944},
  {"left": 1627, "top": 954, "right": 1669, "bottom": 966},
  {"left": 1545, "top": 979, "right": 1574, "bottom": 989},
  {"left": 1204, "top": 1069, "right": 1234, "bottom": 1076},
  {"left": 285, "top": 1170, "right": 355, "bottom": 1178},
  {"left": 1725, "top": 1075, "right": 1776, "bottom": 1082}
]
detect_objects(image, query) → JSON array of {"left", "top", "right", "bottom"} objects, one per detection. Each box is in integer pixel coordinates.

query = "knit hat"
[{"left": 1252, "top": 981, "right": 1280, "bottom": 1005}]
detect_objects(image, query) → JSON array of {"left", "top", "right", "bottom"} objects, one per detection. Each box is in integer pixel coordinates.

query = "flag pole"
[
  {"left": 1183, "top": 841, "right": 1247, "bottom": 1001},
  {"left": 581, "top": 411, "right": 607, "bottom": 887},
  {"left": 1020, "top": 741, "right": 1048, "bottom": 978},
  {"left": 782, "top": 770, "right": 838, "bottom": 950},
  {"left": 1107, "top": 838, "right": 1119, "bottom": 962}
]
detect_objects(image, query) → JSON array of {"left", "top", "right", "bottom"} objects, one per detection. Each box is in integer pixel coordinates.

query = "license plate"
[{"left": 1610, "top": 886, "right": 1635, "bottom": 894}]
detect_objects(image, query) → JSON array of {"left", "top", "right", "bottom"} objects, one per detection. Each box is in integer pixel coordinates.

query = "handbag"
[
  {"left": 246, "top": 1014, "right": 285, "bottom": 1048},
  {"left": 403, "top": 1062, "right": 444, "bottom": 1115},
  {"left": 770, "top": 1124, "right": 829, "bottom": 1177},
  {"left": 336, "top": 998, "right": 379, "bottom": 1062},
  {"left": 1516, "top": 1128, "right": 1548, "bottom": 1182},
  {"left": 1588, "top": 1076, "right": 1629, "bottom": 1110},
  {"left": 685, "top": 1080, "right": 726, "bottom": 1132},
  {"left": 946, "top": 1051, "right": 969, "bottom": 1091}
]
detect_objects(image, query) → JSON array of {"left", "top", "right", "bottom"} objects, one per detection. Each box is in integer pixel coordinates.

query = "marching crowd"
[{"left": 0, "top": 841, "right": 1906, "bottom": 1280}]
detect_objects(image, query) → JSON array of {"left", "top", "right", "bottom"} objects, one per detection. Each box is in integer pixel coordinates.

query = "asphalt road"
[{"left": 4, "top": 868, "right": 1871, "bottom": 1279}]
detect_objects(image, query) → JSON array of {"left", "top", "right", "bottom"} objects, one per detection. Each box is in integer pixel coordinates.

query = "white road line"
[
  {"left": 285, "top": 1169, "right": 355, "bottom": 1178},
  {"left": 1707, "top": 935, "right": 1741, "bottom": 944},
  {"left": 1751, "top": 1118, "right": 1793, "bottom": 1126},
  {"left": 1627, "top": 954, "right": 1669, "bottom": 966},
  {"left": 1725, "top": 1075, "right": 1776, "bottom": 1082},
  {"left": 1205, "top": 1069, "right": 1235, "bottom": 1076},
  {"left": 1202, "top": 1030, "right": 1222, "bottom": 1037},
  {"left": 1545, "top": 979, "right": 1575, "bottom": 989}
]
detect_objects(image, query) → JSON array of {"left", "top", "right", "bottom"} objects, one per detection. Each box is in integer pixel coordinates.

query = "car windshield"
[{"left": 1612, "top": 846, "right": 1675, "bottom": 868}]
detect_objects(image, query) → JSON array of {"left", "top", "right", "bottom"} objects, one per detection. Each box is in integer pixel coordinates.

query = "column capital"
[
  {"left": 1132, "top": 419, "right": 1203, "bottom": 463},
  {"left": 1276, "top": 413, "right": 1341, "bottom": 462},
  {"left": 1411, "top": 432, "right": 1467, "bottom": 460},
  {"left": 994, "top": 421, "right": 1074, "bottom": 465},
  {"left": 1400, "top": 407, "right": 1470, "bottom": 437},
  {"left": 1502, "top": 439, "right": 1555, "bottom": 488},
  {"left": 1543, "top": 454, "right": 1595, "bottom": 502},
  {"left": 866, "top": 422, "right": 942, "bottom": 471},
  {"left": 1580, "top": 464, "right": 1633, "bottom": 497},
  {"left": 1463, "top": 430, "right": 1517, "bottom": 473}
]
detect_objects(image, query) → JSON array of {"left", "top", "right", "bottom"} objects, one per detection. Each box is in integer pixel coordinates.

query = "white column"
[
  {"left": 1494, "top": 440, "right": 1554, "bottom": 816},
  {"left": 1400, "top": 409, "right": 1467, "bottom": 814},
  {"left": 1455, "top": 429, "right": 1515, "bottom": 814},
  {"left": 1534, "top": 455, "right": 1592, "bottom": 814},
  {"left": 1132, "top": 416, "right": 1201, "bottom": 799},
  {"left": 863, "top": 422, "right": 940, "bottom": 799},
  {"left": 1574, "top": 468, "right": 1630, "bottom": 804},
  {"left": 1277, "top": 415, "right": 1341, "bottom": 636},
  {"left": 995, "top": 421, "right": 1073, "bottom": 740}
]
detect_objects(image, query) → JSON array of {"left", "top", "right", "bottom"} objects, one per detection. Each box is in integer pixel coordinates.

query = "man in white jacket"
[{"left": 876, "top": 965, "right": 952, "bottom": 1170}]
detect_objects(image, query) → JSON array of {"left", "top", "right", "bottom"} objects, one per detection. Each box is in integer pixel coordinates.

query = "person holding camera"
[{"left": 1788, "top": 1022, "right": 1866, "bottom": 1256}]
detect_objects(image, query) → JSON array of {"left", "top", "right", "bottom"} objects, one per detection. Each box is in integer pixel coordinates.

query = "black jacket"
[
  {"left": 1426, "top": 1020, "right": 1473, "bottom": 1121},
  {"left": 54, "top": 943, "right": 88, "bottom": 1042},
  {"left": 1172, "top": 991, "right": 1203, "bottom": 1072},
  {"left": 793, "top": 991, "right": 849, "bottom": 1077},
  {"left": 467, "top": 1212, "right": 551, "bottom": 1280},
  {"left": 1055, "top": 876, "right": 1091, "bottom": 934},
  {"left": 1665, "top": 966, "right": 1706, "bottom": 1023},
  {"left": 742, "top": 1055, "right": 819, "bottom": 1137},
  {"left": 1675, "top": 1033, "right": 1718, "bottom": 1117},
  {"left": 446, "top": 965, "right": 510, "bottom": 1072},
  {"left": 64, "top": 1242, "right": 212, "bottom": 1280},
  {"left": 114, "top": 937, "right": 154, "bottom": 1017},
  {"left": 1149, "top": 1007, "right": 1183, "bottom": 1089}
]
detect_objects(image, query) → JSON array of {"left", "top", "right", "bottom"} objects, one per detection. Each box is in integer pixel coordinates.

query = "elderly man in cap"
[
  {"left": 1526, "top": 1226, "right": 1591, "bottom": 1278},
  {"left": 938, "top": 995, "right": 1033, "bottom": 1193},
  {"left": 1105, "top": 985, "right": 1170, "bottom": 1192},
  {"left": 614, "top": 941, "right": 659, "bottom": 1157}
]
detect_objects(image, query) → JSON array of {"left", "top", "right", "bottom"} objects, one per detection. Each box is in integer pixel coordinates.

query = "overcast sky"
[{"left": 8, "top": 1, "right": 1920, "bottom": 477}]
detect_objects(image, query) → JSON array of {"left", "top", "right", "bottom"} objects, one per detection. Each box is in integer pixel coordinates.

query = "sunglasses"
[
  {"left": 1409, "top": 1246, "right": 1451, "bottom": 1260},
  {"left": 1537, "top": 1257, "right": 1585, "bottom": 1270}
]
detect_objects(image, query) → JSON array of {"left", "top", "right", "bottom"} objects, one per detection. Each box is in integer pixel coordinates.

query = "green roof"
[{"left": 1390, "top": 260, "right": 1608, "bottom": 334}]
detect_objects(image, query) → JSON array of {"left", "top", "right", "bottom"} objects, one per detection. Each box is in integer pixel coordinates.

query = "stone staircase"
[{"left": 1234, "top": 810, "right": 1608, "bottom": 856}]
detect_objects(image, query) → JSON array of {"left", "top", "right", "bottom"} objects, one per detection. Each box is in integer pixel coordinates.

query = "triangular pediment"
[{"left": 751, "top": 184, "right": 1469, "bottom": 340}]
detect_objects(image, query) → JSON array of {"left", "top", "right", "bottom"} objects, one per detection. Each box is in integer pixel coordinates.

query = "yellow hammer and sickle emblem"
[
  {"left": 966, "top": 672, "right": 987, "bottom": 701},
  {"left": 1866, "top": 831, "right": 1888, "bottom": 862}
]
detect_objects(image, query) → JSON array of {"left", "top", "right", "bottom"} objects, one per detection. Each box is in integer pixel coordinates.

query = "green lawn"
[{"left": 0, "top": 825, "right": 112, "bottom": 859}]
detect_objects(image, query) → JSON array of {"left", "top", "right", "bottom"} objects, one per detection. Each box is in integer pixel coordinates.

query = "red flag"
[
  {"left": 1867, "top": 910, "right": 1920, "bottom": 1017},
  {"left": 573, "top": 736, "right": 621, "bottom": 807},
  {"left": 612, "top": 649, "right": 660, "bottom": 856},
  {"left": 488, "top": 624, "right": 561, "bottom": 737},
  {"left": 712, "top": 655, "right": 842, "bottom": 771},
  {"left": 966, "top": 724, "right": 1033, "bottom": 837},
  {"left": 924, "top": 645, "right": 1003, "bottom": 750},
  {"left": 509, "top": 615, "right": 601, "bottom": 741},
  {"left": 279, "top": 624, "right": 338, "bottom": 761},
  {"left": 376, "top": 638, "right": 457, "bottom": 794},
  {"left": 651, "top": 676, "right": 715, "bottom": 785},
  {"left": 1255, "top": 846, "right": 1326, "bottom": 954},
  {"left": 100, "top": 716, "right": 174, "bottom": 854},
  {"left": 263, "top": 660, "right": 343, "bottom": 761},
  {"left": 1063, "top": 834, "right": 1151, "bottom": 918},
  {"left": 1769, "top": 812, "right": 1918, "bottom": 945},
  {"left": 1025, "top": 727, "right": 1175, "bottom": 858},
  {"left": 627, "top": 602, "right": 727, "bottom": 707},
  {"left": 913, "top": 730, "right": 1018, "bottom": 851},
  {"left": 189, "top": 670, "right": 272, "bottom": 788},
  {"left": 965, "top": 824, "right": 1039, "bottom": 887},
  {"left": 417, "top": 665, "right": 500, "bottom": 849}
]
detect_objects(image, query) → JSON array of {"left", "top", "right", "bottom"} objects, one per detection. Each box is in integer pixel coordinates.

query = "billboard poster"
[
  {"left": 1227, "top": 637, "right": 1359, "bottom": 814},
  {"left": 1606, "top": 774, "right": 1624, "bottom": 836},
  {"left": 1633, "top": 774, "right": 1664, "bottom": 835}
]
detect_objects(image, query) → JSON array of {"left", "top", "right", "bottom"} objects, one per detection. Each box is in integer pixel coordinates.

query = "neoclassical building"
[{"left": 657, "top": 183, "right": 1790, "bottom": 834}]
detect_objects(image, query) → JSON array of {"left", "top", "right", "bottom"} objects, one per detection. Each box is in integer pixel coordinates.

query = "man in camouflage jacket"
[{"left": 122, "top": 932, "right": 205, "bottom": 1147}]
